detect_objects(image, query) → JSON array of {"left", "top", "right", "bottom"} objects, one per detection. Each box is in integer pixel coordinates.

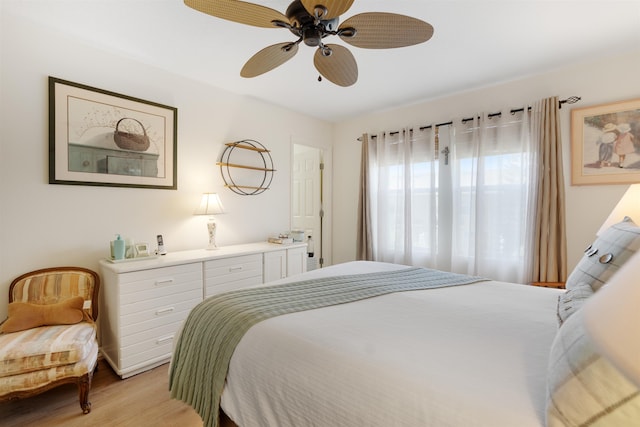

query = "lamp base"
[{"left": 206, "top": 219, "right": 218, "bottom": 250}]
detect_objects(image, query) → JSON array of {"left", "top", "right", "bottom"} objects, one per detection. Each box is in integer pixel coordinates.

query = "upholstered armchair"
[{"left": 0, "top": 267, "right": 100, "bottom": 414}]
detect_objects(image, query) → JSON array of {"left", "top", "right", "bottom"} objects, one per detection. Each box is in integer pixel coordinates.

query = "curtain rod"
[{"left": 358, "top": 96, "right": 581, "bottom": 140}]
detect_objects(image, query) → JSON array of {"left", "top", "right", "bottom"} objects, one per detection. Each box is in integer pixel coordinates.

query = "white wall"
[
  {"left": 1, "top": 6, "right": 638, "bottom": 324},
  {"left": 0, "top": 10, "right": 332, "bottom": 319},
  {"left": 333, "top": 50, "right": 640, "bottom": 274}
]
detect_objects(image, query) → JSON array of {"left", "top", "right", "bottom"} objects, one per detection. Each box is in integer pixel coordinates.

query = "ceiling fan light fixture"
[
  {"left": 303, "top": 26, "right": 322, "bottom": 46},
  {"left": 188, "top": 0, "right": 433, "bottom": 87}
]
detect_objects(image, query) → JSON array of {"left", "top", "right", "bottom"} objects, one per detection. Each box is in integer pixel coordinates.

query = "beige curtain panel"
[
  {"left": 357, "top": 133, "right": 373, "bottom": 260},
  {"left": 532, "top": 96, "right": 568, "bottom": 282}
]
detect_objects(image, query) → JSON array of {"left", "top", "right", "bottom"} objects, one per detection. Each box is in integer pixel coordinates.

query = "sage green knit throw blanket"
[{"left": 169, "top": 267, "right": 486, "bottom": 427}]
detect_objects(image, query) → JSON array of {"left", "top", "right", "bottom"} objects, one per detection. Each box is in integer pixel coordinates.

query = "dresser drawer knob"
[
  {"left": 156, "top": 335, "right": 174, "bottom": 344},
  {"left": 155, "top": 278, "right": 174, "bottom": 286},
  {"left": 229, "top": 266, "right": 243, "bottom": 272},
  {"left": 155, "top": 307, "right": 175, "bottom": 315}
]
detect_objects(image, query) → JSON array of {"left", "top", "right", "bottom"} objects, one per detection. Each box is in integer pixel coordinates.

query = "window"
[{"left": 367, "top": 112, "right": 536, "bottom": 283}]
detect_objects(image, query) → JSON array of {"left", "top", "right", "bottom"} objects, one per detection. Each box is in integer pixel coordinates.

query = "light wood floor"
[{"left": 0, "top": 359, "right": 237, "bottom": 427}]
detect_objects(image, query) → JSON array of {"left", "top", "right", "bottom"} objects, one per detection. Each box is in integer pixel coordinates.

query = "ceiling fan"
[{"left": 184, "top": 0, "right": 434, "bottom": 87}]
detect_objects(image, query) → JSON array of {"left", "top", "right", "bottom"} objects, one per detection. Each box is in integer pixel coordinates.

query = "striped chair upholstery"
[{"left": 0, "top": 267, "right": 99, "bottom": 414}]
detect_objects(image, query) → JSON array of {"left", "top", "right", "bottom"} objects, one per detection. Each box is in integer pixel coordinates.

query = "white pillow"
[
  {"left": 546, "top": 309, "right": 640, "bottom": 426},
  {"left": 566, "top": 217, "right": 640, "bottom": 291}
]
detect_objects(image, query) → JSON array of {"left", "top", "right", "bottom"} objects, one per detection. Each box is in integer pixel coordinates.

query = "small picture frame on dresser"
[{"left": 135, "top": 243, "right": 150, "bottom": 257}]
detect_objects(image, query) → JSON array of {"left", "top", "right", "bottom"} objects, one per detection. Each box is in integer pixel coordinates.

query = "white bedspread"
[{"left": 220, "top": 261, "right": 562, "bottom": 427}]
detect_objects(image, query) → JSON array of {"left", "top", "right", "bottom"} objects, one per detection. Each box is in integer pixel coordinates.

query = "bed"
[
  {"left": 170, "top": 219, "right": 640, "bottom": 427},
  {"left": 215, "top": 261, "right": 557, "bottom": 427}
]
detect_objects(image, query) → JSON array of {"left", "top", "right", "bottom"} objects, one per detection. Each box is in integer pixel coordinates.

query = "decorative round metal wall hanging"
[{"left": 217, "top": 139, "right": 275, "bottom": 195}]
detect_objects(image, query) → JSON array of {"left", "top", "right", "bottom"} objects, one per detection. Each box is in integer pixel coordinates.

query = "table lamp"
[
  {"left": 194, "top": 193, "right": 225, "bottom": 249},
  {"left": 597, "top": 184, "right": 640, "bottom": 235}
]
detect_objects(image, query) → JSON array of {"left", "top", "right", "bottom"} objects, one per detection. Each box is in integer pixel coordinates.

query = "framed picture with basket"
[{"left": 49, "top": 76, "right": 177, "bottom": 189}]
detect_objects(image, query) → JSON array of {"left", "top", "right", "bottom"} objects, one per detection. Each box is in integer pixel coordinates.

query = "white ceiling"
[{"left": 5, "top": 0, "right": 640, "bottom": 122}]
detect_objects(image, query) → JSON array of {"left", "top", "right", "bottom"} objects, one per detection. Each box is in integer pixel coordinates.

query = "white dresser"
[{"left": 99, "top": 242, "right": 307, "bottom": 378}]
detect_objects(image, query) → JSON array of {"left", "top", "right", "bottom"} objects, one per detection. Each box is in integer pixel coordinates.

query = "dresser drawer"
[
  {"left": 120, "top": 288, "right": 201, "bottom": 316},
  {"left": 121, "top": 343, "right": 173, "bottom": 371},
  {"left": 117, "top": 263, "right": 202, "bottom": 302},
  {"left": 120, "top": 327, "right": 179, "bottom": 368},
  {"left": 121, "top": 295, "right": 201, "bottom": 337},
  {"left": 120, "top": 319, "right": 184, "bottom": 350},
  {"left": 205, "top": 276, "right": 263, "bottom": 297},
  {"left": 204, "top": 254, "right": 262, "bottom": 289}
]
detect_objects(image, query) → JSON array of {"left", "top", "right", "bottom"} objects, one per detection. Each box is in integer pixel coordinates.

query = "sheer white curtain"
[
  {"left": 367, "top": 109, "right": 538, "bottom": 283},
  {"left": 448, "top": 110, "right": 537, "bottom": 282},
  {"left": 367, "top": 127, "right": 437, "bottom": 266}
]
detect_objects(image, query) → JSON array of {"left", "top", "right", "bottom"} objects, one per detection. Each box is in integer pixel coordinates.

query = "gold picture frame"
[
  {"left": 571, "top": 98, "right": 640, "bottom": 185},
  {"left": 49, "top": 77, "right": 178, "bottom": 189}
]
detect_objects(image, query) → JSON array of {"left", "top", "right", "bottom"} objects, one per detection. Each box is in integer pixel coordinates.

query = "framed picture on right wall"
[{"left": 571, "top": 98, "right": 640, "bottom": 185}]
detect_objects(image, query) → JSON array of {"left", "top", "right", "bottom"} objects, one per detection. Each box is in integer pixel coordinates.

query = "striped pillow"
[
  {"left": 556, "top": 282, "right": 593, "bottom": 326},
  {"left": 546, "top": 309, "right": 640, "bottom": 426},
  {"left": 566, "top": 218, "right": 640, "bottom": 292}
]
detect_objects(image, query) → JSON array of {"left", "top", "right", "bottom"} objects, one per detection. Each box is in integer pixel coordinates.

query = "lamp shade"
[
  {"left": 597, "top": 184, "right": 640, "bottom": 235},
  {"left": 194, "top": 193, "right": 225, "bottom": 216},
  {"left": 583, "top": 249, "right": 640, "bottom": 387}
]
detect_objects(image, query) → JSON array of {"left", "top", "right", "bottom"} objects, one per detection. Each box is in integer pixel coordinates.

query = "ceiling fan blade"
[
  {"left": 241, "top": 42, "right": 299, "bottom": 78},
  {"left": 339, "top": 12, "right": 434, "bottom": 49},
  {"left": 314, "top": 44, "right": 357, "bottom": 87},
  {"left": 185, "top": 0, "right": 288, "bottom": 28},
  {"left": 300, "top": 0, "right": 354, "bottom": 20}
]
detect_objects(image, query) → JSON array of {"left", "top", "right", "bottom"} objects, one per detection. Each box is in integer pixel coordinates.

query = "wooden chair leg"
[{"left": 78, "top": 372, "right": 93, "bottom": 414}]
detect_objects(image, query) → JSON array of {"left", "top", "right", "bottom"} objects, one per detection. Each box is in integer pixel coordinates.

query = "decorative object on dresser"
[
  {"left": 111, "top": 234, "right": 126, "bottom": 260},
  {"left": 268, "top": 234, "right": 294, "bottom": 244},
  {"left": 134, "top": 242, "right": 151, "bottom": 257},
  {"left": 48, "top": 76, "right": 178, "bottom": 189},
  {"left": 98, "top": 242, "right": 307, "bottom": 378},
  {"left": 218, "top": 140, "right": 274, "bottom": 195},
  {"left": 0, "top": 267, "right": 100, "bottom": 414},
  {"left": 194, "top": 193, "right": 226, "bottom": 249}
]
